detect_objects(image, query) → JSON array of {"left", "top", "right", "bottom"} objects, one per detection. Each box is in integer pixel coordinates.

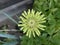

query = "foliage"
[
  {"left": 18, "top": 9, "right": 46, "bottom": 38},
  {"left": 0, "top": 0, "right": 60, "bottom": 45},
  {"left": 21, "top": 0, "right": 60, "bottom": 45},
  {"left": 0, "top": 33, "right": 18, "bottom": 45},
  {"left": 0, "top": 25, "right": 19, "bottom": 45}
]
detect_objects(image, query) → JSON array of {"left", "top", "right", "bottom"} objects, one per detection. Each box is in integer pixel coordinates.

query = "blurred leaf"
[
  {"left": 2, "top": 12, "right": 18, "bottom": 24},
  {"left": 46, "top": 14, "right": 56, "bottom": 35},
  {"left": 3, "top": 40, "right": 18, "bottom": 45},
  {"left": 52, "top": 30, "right": 60, "bottom": 45},
  {"left": 0, "top": 33, "right": 17, "bottom": 39},
  {"left": 54, "top": 9, "right": 60, "bottom": 19}
]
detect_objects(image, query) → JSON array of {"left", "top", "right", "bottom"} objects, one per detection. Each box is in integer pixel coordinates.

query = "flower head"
[{"left": 18, "top": 9, "right": 46, "bottom": 38}]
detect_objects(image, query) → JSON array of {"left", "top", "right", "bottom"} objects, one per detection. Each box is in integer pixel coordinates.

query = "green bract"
[{"left": 18, "top": 9, "right": 46, "bottom": 38}]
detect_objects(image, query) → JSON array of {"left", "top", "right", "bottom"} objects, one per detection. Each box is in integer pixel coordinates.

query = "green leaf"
[
  {"left": 52, "top": 30, "right": 60, "bottom": 45},
  {"left": 46, "top": 14, "right": 56, "bottom": 35},
  {"left": 55, "top": 9, "right": 60, "bottom": 19},
  {"left": 3, "top": 40, "right": 18, "bottom": 45}
]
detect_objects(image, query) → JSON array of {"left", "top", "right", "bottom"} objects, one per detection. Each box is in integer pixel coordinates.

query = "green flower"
[{"left": 18, "top": 9, "right": 46, "bottom": 38}]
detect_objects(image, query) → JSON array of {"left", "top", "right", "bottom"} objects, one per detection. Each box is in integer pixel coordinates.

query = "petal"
[
  {"left": 18, "top": 21, "right": 22, "bottom": 23},
  {"left": 23, "top": 28, "right": 28, "bottom": 33},
  {"left": 22, "top": 13, "right": 26, "bottom": 18},
  {"left": 32, "top": 30, "right": 35, "bottom": 37},
  {"left": 39, "top": 24, "right": 46, "bottom": 27},
  {"left": 28, "top": 9, "right": 30, "bottom": 15},
  {"left": 29, "top": 30, "right": 31, "bottom": 38},
  {"left": 20, "top": 16, "right": 26, "bottom": 22},
  {"left": 40, "top": 14, "right": 45, "bottom": 19},
  {"left": 24, "top": 11, "right": 27, "bottom": 15},
  {"left": 39, "top": 28, "right": 45, "bottom": 31},
  {"left": 39, "top": 21, "right": 46, "bottom": 23},
  {"left": 31, "top": 9, "right": 35, "bottom": 16},
  {"left": 20, "top": 27, "right": 24, "bottom": 30},
  {"left": 34, "top": 28, "right": 40, "bottom": 36},
  {"left": 26, "top": 30, "right": 30, "bottom": 36}
]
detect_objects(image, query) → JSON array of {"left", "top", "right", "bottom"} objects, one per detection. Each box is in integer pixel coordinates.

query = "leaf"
[
  {"left": 2, "top": 12, "right": 18, "bottom": 24},
  {"left": 46, "top": 14, "right": 56, "bottom": 35},
  {"left": 0, "top": 33, "right": 17, "bottom": 39},
  {"left": 54, "top": 9, "right": 60, "bottom": 19},
  {"left": 3, "top": 40, "right": 18, "bottom": 45},
  {"left": 52, "top": 30, "right": 60, "bottom": 45}
]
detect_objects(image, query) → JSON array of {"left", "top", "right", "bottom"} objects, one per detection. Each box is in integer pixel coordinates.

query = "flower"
[{"left": 18, "top": 9, "right": 46, "bottom": 38}]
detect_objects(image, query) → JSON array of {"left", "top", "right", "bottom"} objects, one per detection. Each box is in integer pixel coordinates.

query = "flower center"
[{"left": 28, "top": 20, "right": 35, "bottom": 27}]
